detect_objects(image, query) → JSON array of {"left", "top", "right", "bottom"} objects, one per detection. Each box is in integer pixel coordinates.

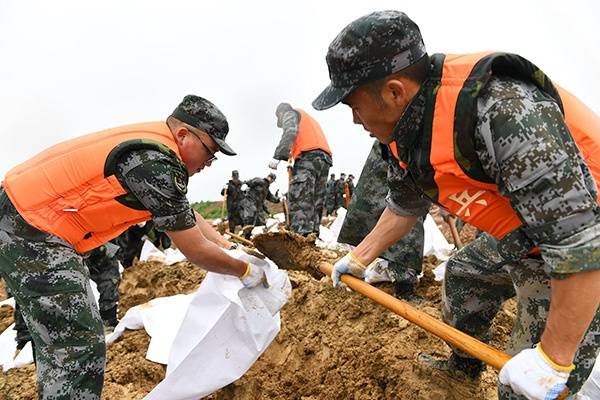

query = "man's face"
[
  {"left": 342, "top": 84, "right": 405, "bottom": 145},
  {"left": 179, "top": 128, "right": 220, "bottom": 176}
]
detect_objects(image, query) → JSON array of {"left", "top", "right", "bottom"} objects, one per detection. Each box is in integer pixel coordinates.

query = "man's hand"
[
  {"left": 499, "top": 343, "right": 573, "bottom": 400},
  {"left": 268, "top": 159, "right": 280, "bottom": 170},
  {"left": 331, "top": 252, "right": 366, "bottom": 287},
  {"left": 240, "top": 261, "right": 268, "bottom": 288}
]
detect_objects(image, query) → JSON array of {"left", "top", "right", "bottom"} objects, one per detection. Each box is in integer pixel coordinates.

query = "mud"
[{"left": 0, "top": 233, "right": 514, "bottom": 400}]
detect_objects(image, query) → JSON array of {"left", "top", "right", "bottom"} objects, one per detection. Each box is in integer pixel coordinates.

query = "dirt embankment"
[{"left": 0, "top": 247, "right": 514, "bottom": 400}]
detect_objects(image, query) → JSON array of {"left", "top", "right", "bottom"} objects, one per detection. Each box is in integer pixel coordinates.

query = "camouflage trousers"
[
  {"left": 86, "top": 244, "right": 121, "bottom": 313},
  {"left": 288, "top": 151, "right": 332, "bottom": 235},
  {"left": 339, "top": 140, "right": 424, "bottom": 285},
  {"left": 0, "top": 231, "right": 106, "bottom": 399},
  {"left": 442, "top": 232, "right": 600, "bottom": 399}
]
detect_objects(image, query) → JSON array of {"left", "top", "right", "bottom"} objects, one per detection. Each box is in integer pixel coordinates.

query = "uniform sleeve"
[
  {"left": 385, "top": 161, "right": 431, "bottom": 217},
  {"left": 475, "top": 81, "right": 600, "bottom": 277},
  {"left": 115, "top": 149, "right": 196, "bottom": 232},
  {"left": 273, "top": 110, "right": 300, "bottom": 160}
]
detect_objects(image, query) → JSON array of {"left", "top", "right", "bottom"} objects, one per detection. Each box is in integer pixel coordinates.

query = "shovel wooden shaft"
[
  {"left": 318, "top": 260, "right": 512, "bottom": 370},
  {"left": 225, "top": 231, "right": 254, "bottom": 247}
]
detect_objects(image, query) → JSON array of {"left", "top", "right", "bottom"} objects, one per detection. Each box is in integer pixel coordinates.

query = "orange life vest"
[
  {"left": 2, "top": 121, "right": 182, "bottom": 252},
  {"left": 389, "top": 52, "right": 600, "bottom": 240},
  {"left": 290, "top": 109, "right": 332, "bottom": 160}
]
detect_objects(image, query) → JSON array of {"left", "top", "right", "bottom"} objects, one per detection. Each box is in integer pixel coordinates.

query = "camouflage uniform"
[
  {"left": 339, "top": 141, "right": 425, "bottom": 287},
  {"left": 312, "top": 11, "right": 600, "bottom": 398},
  {"left": 334, "top": 177, "right": 346, "bottom": 210},
  {"left": 383, "top": 76, "right": 600, "bottom": 398},
  {"left": 0, "top": 146, "right": 196, "bottom": 399},
  {"left": 239, "top": 177, "right": 280, "bottom": 226},
  {"left": 325, "top": 177, "right": 337, "bottom": 216},
  {"left": 273, "top": 107, "right": 332, "bottom": 235},
  {"left": 221, "top": 179, "right": 243, "bottom": 229},
  {"left": 86, "top": 243, "right": 121, "bottom": 325}
]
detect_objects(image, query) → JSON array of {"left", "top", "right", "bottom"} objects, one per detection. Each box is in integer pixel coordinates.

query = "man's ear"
[
  {"left": 384, "top": 79, "right": 407, "bottom": 109},
  {"left": 174, "top": 127, "right": 188, "bottom": 145}
]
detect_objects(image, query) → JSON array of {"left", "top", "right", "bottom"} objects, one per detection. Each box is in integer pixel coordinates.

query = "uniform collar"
[{"left": 390, "top": 85, "right": 427, "bottom": 160}]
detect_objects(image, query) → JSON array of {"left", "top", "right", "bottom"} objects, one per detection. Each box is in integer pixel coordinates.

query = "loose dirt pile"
[{"left": 0, "top": 233, "right": 515, "bottom": 400}]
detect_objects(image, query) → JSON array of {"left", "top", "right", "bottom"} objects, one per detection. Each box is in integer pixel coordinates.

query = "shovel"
[{"left": 248, "top": 230, "right": 571, "bottom": 398}]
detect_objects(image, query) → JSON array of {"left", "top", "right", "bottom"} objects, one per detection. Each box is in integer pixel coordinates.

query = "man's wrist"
[{"left": 540, "top": 334, "right": 576, "bottom": 367}]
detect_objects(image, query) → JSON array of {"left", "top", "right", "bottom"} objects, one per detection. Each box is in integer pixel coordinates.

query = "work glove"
[
  {"left": 331, "top": 252, "right": 366, "bottom": 288},
  {"left": 268, "top": 158, "right": 280, "bottom": 170},
  {"left": 240, "top": 257, "right": 269, "bottom": 288},
  {"left": 499, "top": 343, "right": 573, "bottom": 400},
  {"left": 241, "top": 183, "right": 249, "bottom": 191}
]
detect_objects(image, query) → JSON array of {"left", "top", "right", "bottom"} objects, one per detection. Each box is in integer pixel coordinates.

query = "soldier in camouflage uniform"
[
  {"left": 338, "top": 140, "right": 424, "bottom": 301},
  {"left": 325, "top": 173, "right": 337, "bottom": 216},
  {"left": 239, "top": 173, "right": 280, "bottom": 227},
  {"left": 334, "top": 173, "right": 347, "bottom": 211},
  {"left": 0, "top": 95, "right": 268, "bottom": 399},
  {"left": 346, "top": 174, "right": 355, "bottom": 200},
  {"left": 313, "top": 11, "right": 600, "bottom": 399},
  {"left": 221, "top": 170, "right": 244, "bottom": 231},
  {"left": 268, "top": 103, "right": 333, "bottom": 235}
]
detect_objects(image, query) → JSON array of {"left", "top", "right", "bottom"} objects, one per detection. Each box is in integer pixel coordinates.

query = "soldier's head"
[
  {"left": 275, "top": 102, "right": 293, "bottom": 128},
  {"left": 232, "top": 170, "right": 240, "bottom": 183},
  {"left": 348, "top": 174, "right": 355, "bottom": 181},
  {"left": 313, "top": 11, "right": 429, "bottom": 145},
  {"left": 168, "top": 95, "right": 236, "bottom": 176},
  {"left": 267, "top": 172, "right": 277, "bottom": 184},
  {"left": 330, "top": 173, "right": 336, "bottom": 180},
  {"left": 340, "top": 173, "right": 346, "bottom": 180}
]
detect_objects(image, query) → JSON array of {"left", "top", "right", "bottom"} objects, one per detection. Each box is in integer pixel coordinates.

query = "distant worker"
[
  {"left": 239, "top": 172, "right": 280, "bottom": 227},
  {"left": 221, "top": 170, "right": 244, "bottom": 232},
  {"left": 268, "top": 103, "right": 332, "bottom": 235},
  {"left": 325, "top": 173, "right": 337, "bottom": 216},
  {"left": 0, "top": 94, "right": 268, "bottom": 399},
  {"left": 334, "top": 172, "right": 347, "bottom": 211}
]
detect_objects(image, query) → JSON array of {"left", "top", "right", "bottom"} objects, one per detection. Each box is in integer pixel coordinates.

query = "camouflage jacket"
[
  {"left": 387, "top": 75, "right": 600, "bottom": 277},
  {"left": 273, "top": 109, "right": 300, "bottom": 161}
]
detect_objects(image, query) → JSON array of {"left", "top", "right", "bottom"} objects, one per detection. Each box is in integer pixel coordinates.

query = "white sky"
[{"left": 1, "top": 0, "right": 599, "bottom": 201}]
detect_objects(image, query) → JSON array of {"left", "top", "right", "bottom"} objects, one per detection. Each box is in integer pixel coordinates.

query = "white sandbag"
[
  {"left": 0, "top": 323, "right": 17, "bottom": 369},
  {"left": 432, "top": 261, "right": 447, "bottom": 282},
  {"left": 328, "top": 208, "right": 347, "bottom": 241},
  {"left": 423, "top": 214, "right": 454, "bottom": 260},
  {"left": 107, "top": 294, "right": 193, "bottom": 364},
  {"left": 273, "top": 213, "right": 286, "bottom": 223},
  {"left": 3, "top": 342, "right": 33, "bottom": 372},
  {"left": 0, "top": 297, "right": 15, "bottom": 308},
  {"left": 364, "top": 259, "right": 395, "bottom": 284},
  {"left": 145, "top": 250, "right": 291, "bottom": 400},
  {"left": 139, "top": 240, "right": 187, "bottom": 265}
]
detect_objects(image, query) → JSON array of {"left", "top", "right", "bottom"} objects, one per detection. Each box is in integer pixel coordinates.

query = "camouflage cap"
[
  {"left": 312, "top": 10, "right": 426, "bottom": 110},
  {"left": 267, "top": 172, "right": 277, "bottom": 181},
  {"left": 171, "top": 95, "right": 236, "bottom": 156},
  {"left": 232, "top": 170, "right": 239, "bottom": 178}
]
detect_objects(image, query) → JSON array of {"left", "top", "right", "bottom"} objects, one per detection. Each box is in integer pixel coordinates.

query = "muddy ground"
[{"left": 0, "top": 222, "right": 514, "bottom": 400}]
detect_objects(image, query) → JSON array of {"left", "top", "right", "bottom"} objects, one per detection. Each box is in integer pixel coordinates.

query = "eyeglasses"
[{"left": 189, "top": 129, "right": 218, "bottom": 164}]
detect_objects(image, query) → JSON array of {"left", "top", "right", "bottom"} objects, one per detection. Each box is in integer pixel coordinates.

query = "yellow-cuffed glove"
[
  {"left": 331, "top": 252, "right": 366, "bottom": 288},
  {"left": 499, "top": 343, "right": 573, "bottom": 400}
]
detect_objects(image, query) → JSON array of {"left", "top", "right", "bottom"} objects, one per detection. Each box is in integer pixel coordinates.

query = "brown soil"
[{"left": 0, "top": 234, "right": 515, "bottom": 400}]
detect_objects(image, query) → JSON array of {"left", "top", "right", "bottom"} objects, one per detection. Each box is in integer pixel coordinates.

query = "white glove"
[
  {"left": 268, "top": 159, "right": 280, "bottom": 169},
  {"left": 331, "top": 252, "right": 366, "bottom": 288},
  {"left": 241, "top": 183, "right": 249, "bottom": 191},
  {"left": 499, "top": 343, "right": 573, "bottom": 400},
  {"left": 239, "top": 257, "right": 269, "bottom": 288}
]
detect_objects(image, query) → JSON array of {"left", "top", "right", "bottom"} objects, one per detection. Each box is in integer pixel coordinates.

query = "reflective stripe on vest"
[
  {"left": 290, "top": 109, "right": 332, "bottom": 160},
  {"left": 3, "top": 121, "right": 181, "bottom": 252},
  {"left": 424, "top": 53, "right": 600, "bottom": 239}
]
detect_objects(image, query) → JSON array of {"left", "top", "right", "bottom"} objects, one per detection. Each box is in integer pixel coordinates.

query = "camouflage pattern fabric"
[
  {"left": 86, "top": 243, "right": 121, "bottom": 314},
  {"left": 442, "top": 232, "right": 600, "bottom": 399},
  {"left": 325, "top": 177, "right": 337, "bottom": 215},
  {"left": 0, "top": 193, "right": 105, "bottom": 399},
  {"left": 334, "top": 178, "right": 346, "bottom": 210},
  {"left": 288, "top": 150, "right": 332, "bottom": 235},
  {"left": 339, "top": 141, "right": 424, "bottom": 285},
  {"left": 239, "top": 178, "right": 280, "bottom": 226},
  {"left": 221, "top": 180, "right": 244, "bottom": 229},
  {"left": 272, "top": 108, "right": 300, "bottom": 161}
]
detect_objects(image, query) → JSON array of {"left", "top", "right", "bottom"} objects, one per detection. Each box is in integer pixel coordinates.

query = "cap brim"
[
  {"left": 312, "top": 83, "right": 356, "bottom": 111},
  {"left": 212, "top": 137, "right": 236, "bottom": 156}
]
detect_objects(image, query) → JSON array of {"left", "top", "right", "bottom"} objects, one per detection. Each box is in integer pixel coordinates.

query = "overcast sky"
[{"left": 1, "top": 0, "right": 599, "bottom": 201}]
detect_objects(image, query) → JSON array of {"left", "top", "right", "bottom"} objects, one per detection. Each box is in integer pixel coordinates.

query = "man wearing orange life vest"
[
  {"left": 268, "top": 103, "right": 333, "bottom": 235},
  {"left": 313, "top": 11, "right": 600, "bottom": 400},
  {"left": 0, "top": 95, "right": 268, "bottom": 399}
]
